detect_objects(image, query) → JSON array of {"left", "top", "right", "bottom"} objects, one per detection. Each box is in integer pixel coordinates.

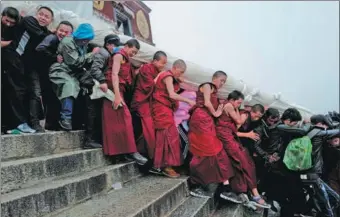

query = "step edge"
[
  {"left": 1, "top": 149, "right": 103, "bottom": 167},
  {"left": 1, "top": 162, "right": 136, "bottom": 203},
  {"left": 1, "top": 130, "right": 84, "bottom": 139}
]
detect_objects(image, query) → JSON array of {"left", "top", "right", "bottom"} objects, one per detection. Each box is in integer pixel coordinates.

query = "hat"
[
  {"left": 73, "top": 23, "right": 95, "bottom": 40},
  {"left": 104, "top": 34, "right": 123, "bottom": 46}
]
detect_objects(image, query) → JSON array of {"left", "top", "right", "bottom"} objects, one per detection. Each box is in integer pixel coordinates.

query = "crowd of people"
[{"left": 1, "top": 6, "right": 340, "bottom": 217}]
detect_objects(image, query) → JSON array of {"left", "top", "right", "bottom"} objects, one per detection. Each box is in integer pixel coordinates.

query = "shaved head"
[
  {"left": 213, "top": 70, "right": 227, "bottom": 79},
  {"left": 173, "top": 59, "right": 187, "bottom": 70},
  {"left": 153, "top": 51, "right": 167, "bottom": 61}
]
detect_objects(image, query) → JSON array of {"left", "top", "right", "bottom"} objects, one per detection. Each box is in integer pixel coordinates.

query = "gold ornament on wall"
[
  {"left": 93, "top": 1, "right": 104, "bottom": 11},
  {"left": 136, "top": 10, "right": 150, "bottom": 39}
]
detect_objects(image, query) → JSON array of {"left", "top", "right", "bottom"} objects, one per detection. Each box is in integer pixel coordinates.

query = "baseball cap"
[{"left": 104, "top": 34, "right": 123, "bottom": 46}]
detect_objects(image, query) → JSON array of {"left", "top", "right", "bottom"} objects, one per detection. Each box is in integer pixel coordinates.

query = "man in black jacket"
[
  {"left": 1, "top": 6, "right": 20, "bottom": 133},
  {"left": 83, "top": 34, "right": 123, "bottom": 149},
  {"left": 2, "top": 6, "right": 54, "bottom": 133},
  {"left": 253, "top": 107, "right": 304, "bottom": 216},
  {"left": 277, "top": 115, "right": 340, "bottom": 217},
  {"left": 35, "top": 21, "right": 74, "bottom": 130},
  {"left": 252, "top": 108, "right": 282, "bottom": 183}
]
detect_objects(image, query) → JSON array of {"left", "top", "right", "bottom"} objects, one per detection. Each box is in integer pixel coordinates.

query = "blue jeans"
[
  {"left": 309, "top": 178, "right": 340, "bottom": 217},
  {"left": 60, "top": 97, "right": 74, "bottom": 120}
]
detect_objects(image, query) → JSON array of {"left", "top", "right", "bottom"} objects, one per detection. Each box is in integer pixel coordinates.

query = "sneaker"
[
  {"left": 190, "top": 187, "right": 213, "bottom": 198},
  {"left": 17, "top": 123, "right": 36, "bottom": 133},
  {"left": 250, "top": 195, "right": 271, "bottom": 209},
  {"left": 162, "top": 167, "right": 180, "bottom": 178},
  {"left": 83, "top": 139, "right": 102, "bottom": 149},
  {"left": 59, "top": 119, "right": 72, "bottom": 131},
  {"left": 125, "top": 153, "right": 148, "bottom": 165},
  {"left": 149, "top": 167, "right": 163, "bottom": 175},
  {"left": 32, "top": 123, "right": 45, "bottom": 133},
  {"left": 6, "top": 129, "right": 23, "bottom": 135},
  {"left": 220, "top": 191, "right": 243, "bottom": 204}
]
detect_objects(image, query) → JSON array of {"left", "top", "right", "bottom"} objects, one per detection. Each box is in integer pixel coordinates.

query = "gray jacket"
[{"left": 90, "top": 47, "right": 111, "bottom": 84}]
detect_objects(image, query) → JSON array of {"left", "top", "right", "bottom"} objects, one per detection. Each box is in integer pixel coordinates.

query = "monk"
[
  {"left": 150, "top": 59, "right": 195, "bottom": 178},
  {"left": 102, "top": 39, "right": 148, "bottom": 165},
  {"left": 216, "top": 90, "right": 271, "bottom": 209},
  {"left": 131, "top": 51, "right": 168, "bottom": 159},
  {"left": 189, "top": 71, "right": 243, "bottom": 203}
]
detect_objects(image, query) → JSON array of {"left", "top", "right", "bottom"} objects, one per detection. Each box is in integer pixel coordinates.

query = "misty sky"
[{"left": 144, "top": 1, "right": 339, "bottom": 114}]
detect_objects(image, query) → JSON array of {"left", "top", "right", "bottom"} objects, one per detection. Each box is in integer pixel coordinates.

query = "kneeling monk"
[
  {"left": 102, "top": 39, "right": 147, "bottom": 165},
  {"left": 150, "top": 59, "right": 195, "bottom": 178},
  {"left": 188, "top": 71, "right": 242, "bottom": 203},
  {"left": 216, "top": 90, "right": 270, "bottom": 209},
  {"left": 131, "top": 51, "right": 168, "bottom": 159}
]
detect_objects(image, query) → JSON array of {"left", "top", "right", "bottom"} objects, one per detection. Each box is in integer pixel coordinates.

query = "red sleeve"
[{"left": 139, "top": 65, "right": 156, "bottom": 95}]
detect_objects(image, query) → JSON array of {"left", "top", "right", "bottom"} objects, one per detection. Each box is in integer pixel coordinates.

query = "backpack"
[{"left": 283, "top": 128, "right": 321, "bottom": 171}]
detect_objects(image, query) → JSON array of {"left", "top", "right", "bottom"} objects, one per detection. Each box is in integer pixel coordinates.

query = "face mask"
[{"left": 112, "top": 47, "right": 121, "bottom": 54}]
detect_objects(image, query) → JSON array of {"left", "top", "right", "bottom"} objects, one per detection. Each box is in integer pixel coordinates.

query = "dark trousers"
[
  {"left": 37, "top": 65, "right": 60, "bottom": 129},
  {"left": 25, "top": 69, "right": 44, "bottom": 125},
  {"left": 279, "top": 173, "right": 307, "bottom": 217},
  {"left": 43, "top": 84, "right": 60, "bottom": 129},
  {"left": 85, "top": 96, "right": 102, "bottom": 143},
  {"left": 2, "top": 53, "right": 27, "bottom": 128}
]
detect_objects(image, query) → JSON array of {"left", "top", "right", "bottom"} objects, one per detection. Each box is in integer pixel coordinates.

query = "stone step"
[
  {"left": 212, "top": 199, "right": 265, "bottom": 217},
  {"left": 243, "top": 205, "right": 265, "bottom": 217},
  {"left": 1, "top": 149, "right": 109, "bottom": 194},
  {"left": 166, "top": 196, "right": 214, "bottom": 217},
  {"left": 1, "top": 162, "right": 140, "bottom": 217},
  {"left": 212, "top": 203, "right": 243, "bottom": 217},
  {"left": 47, "top": 176, "right": 189, "bottom": 217},
  {"left": 1, "top": 131, "right": 85, "bottom": 162}
]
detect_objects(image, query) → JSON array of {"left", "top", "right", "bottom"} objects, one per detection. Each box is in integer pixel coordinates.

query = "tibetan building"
[{"left": 93, "top": 1, "right": 154, "bottom": 45}]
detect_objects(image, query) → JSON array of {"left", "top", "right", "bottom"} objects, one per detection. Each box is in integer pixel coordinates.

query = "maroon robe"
[
  {"left": 130, "top": 63, "right": 159, "bottom": 159},
  {"left": 152, "top": 70, "right": 182, "bottom": 168},
  {"left": 188, "top": 83, "right": 234, "bottom": 185},
  {"left": 216, "top": 108, "right": 257, "bottom": 193},
  {"left": 102, "top": 49, "right": 137, "bottom": 156}
]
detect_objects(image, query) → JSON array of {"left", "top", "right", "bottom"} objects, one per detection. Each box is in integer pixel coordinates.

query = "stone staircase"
[{"left": 1, "top": 131, "right": 267, "bottom": 217}]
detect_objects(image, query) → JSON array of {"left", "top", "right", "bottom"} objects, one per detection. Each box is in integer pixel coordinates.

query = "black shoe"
[
  {"left": 149, "top": 167, "right": 163, "bottom": 175},
  {"left": 125, "top": 153, "right": 148, "bottom": 165},
  {"left": 84, "top": 139, "right": 102, "bottom": 149},
  {"left": 220, "top": 191, "right": 243, "bottom": 204},
  {"left": 32, "top": 123, "right": 45, "bottom": 133},
  {"left": 59, "top": 119, "right": 72, "bottom": 131},
  {"left": 190, "top": 187, "right": 213, "bottom": 198}
]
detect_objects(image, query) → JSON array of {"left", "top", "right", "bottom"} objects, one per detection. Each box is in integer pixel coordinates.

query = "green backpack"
[{"left": 283, "top": 128, "right": 321, "bottom": 171}]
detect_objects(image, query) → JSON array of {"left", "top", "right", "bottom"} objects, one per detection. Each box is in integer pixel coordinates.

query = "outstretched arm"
[{"left": 164, "top": 76, "right": 195, "bottom": 106}]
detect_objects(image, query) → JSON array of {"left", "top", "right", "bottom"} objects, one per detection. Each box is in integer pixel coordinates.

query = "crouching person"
[
  {"left": 49, "top": 23, "right": 99, "bottom": 131},
  {"left": 84, "top": 34, "right": 123, "bottom": 149}
]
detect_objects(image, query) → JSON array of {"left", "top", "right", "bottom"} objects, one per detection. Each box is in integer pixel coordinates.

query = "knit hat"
[{"left": 73, "top": 23, "right": 95, "bottom": 40}]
